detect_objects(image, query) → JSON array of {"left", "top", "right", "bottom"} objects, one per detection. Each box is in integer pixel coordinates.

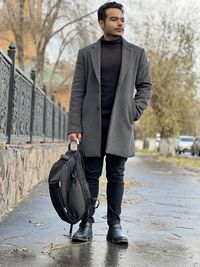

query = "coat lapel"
[
  {"left": 90, "top": 38, "right": 133, "bottom": 86},
  {"left": 117, "top": 38, "right": 132, "bottom": 89},
  {"left": 90, "top": 39, "right": 101, "bottom": 84}
]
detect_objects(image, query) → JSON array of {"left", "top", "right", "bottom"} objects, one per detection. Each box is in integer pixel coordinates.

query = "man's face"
[{"left": 99, "top": 8, "right": 125, "bottom": 39}]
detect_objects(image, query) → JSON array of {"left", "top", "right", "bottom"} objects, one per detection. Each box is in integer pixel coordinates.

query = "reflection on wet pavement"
[{"left": 0, "top": 155, "right": 200, "bottom": 267}]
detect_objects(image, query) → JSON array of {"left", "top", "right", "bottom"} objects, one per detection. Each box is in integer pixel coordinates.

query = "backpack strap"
[{"left": 69, "top": 224, "right": 73, "bottom": 236}]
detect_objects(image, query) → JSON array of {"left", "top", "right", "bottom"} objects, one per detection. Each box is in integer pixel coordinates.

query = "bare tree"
[
  {"left": 29, "top": 0, "right": 98, "bottom": 84},
  {"left": 28, "top": 0, "right": 63, "bottom": 84},
  {"left": 2, "top": 0, "right": 25, "bottom": 69},
  {"left": 0, "top": 0, "right": 98, "bottom": 85},
  {"left": 46, "top": 1, "right": 99, "bottom": 91}
]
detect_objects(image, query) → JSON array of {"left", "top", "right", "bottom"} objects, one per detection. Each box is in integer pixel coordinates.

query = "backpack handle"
[{"left": 68, "top": 140, "right": 79, "bottom": 151}]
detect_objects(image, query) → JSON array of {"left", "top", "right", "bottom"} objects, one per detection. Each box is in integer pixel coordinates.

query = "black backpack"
[{"left": 48, "top": 144, "right": 97, "bottom": 235}]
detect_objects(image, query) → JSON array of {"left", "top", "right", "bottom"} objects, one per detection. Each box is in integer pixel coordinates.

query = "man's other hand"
[{"left": 68, "top": 133, "right": 82, "bottom": 142}]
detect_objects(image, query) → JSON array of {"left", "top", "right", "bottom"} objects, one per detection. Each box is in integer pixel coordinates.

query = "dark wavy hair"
[{"left": 97, "top": 2, "right": 124, "bottom": 21}]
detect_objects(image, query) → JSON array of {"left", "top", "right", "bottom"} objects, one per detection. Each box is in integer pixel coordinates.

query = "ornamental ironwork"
[{"left": 0, "top": 45, "right": 68, "bottom": 144}]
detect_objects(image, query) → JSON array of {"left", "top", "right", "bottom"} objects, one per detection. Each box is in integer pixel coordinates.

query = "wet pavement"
[{"left": 0, "top": 154, "right": 200, "bottom": 267}]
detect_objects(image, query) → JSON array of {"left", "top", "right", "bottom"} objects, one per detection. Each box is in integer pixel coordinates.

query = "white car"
[{"left": 176, "top": 136, "right": 194, "bottom": 154}]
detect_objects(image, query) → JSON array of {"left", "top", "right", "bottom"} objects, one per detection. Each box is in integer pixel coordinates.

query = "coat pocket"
[{"left": 129, "top": 99, "right": 137, "bottom": 123}]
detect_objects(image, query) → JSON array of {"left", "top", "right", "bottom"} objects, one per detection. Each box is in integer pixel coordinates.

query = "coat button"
[{"left": 97, "top": 105, "right": 100, "bottom": 111}]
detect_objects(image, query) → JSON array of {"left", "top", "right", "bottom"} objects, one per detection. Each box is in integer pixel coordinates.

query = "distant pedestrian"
[{"left": 68, "top": 1, "right": 152, "bottom": 244}]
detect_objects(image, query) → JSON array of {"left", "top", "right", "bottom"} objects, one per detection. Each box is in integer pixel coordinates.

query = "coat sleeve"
[
  {"left": 67, "top": 50, "right": 86, "bottom": 134},
  {"left": 134, "top": 49, "right": 152, "bottom": 121}
]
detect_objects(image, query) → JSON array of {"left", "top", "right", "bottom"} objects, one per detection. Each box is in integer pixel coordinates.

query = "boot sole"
[
  {"left": 72, "top": 236, "right": 93, "bottom": 242},
  {"left": 106, "top": 234, "right": 128, "bottom": 245}
]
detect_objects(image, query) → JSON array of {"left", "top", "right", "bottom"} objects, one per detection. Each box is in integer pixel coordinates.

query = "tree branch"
[{"left": 50, "top": 9, "right": 97, "bottom": 39}]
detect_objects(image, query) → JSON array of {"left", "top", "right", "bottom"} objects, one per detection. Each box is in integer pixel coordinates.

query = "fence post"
[
  {"left": 42, "top": 85, "right": 47, "bottom": 142},
  {"left": 58, "top": 102, "right": 61, "bottom": 141},
  {"left": 29, "top": 69, "right": 36, "bottom": 143},
  {"left": 51, "top": 95, "right": 55, "bottom": 142},
  {"left": 63, "top": 107, "right": 66, "bottom": 141},
  {"left": 6, "top": 43, "right": 16, "bottom": 144}
]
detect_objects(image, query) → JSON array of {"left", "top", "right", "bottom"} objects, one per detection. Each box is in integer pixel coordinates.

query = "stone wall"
[{"left": 0, "top": 143, "right": 67, "bottom": 220}]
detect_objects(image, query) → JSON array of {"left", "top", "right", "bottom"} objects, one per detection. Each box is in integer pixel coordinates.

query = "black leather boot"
[
  {"left": 107, "top": 224, "right": 128, "bottom": 244},
  {"left": 71, "top": 222, "right": 93, "bottom": 242}
]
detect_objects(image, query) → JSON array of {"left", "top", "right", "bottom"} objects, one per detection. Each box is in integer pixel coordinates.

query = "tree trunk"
[
  {"left": 16, "top": 34, "right": 25, "bottom": 70},
  {"left": 35, "top": 48, "right": 45, "bottom": 86},
  {"left": 17, "top": 0, "right": 25, "bottom": 70},
  {"left": 159, "top": 138, "right": 176, "bottom": 157}
]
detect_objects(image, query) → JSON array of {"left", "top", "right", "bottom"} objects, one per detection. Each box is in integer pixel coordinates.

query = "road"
[{"left": 0, "top": 154, "right": 200, "bottom": 267}]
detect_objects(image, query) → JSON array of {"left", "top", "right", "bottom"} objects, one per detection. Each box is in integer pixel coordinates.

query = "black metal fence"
[{"left": 0, "top": 43, "right": 68, "bottom": 144}]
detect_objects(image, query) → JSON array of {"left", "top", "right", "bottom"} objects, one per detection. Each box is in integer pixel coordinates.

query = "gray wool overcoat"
[{"left": 68, "top": 37, "right": 152, "bottom": 158}]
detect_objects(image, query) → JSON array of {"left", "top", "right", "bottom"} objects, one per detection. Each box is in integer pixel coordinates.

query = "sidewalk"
[{"left": 0, "top": 155, "right": 200, "bottom": 267}]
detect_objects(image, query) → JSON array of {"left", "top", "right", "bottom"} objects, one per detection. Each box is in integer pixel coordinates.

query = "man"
[{"left": 68, "top": 2, "right": 152, "bottom": 244}]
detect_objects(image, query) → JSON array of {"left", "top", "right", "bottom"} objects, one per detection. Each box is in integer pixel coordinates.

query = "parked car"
[
  {"left": 175, "top": 136, "right": 194, "bottom": 154},
  {"left": 191, "top": 137, "right": 200, "bottom": 156}
]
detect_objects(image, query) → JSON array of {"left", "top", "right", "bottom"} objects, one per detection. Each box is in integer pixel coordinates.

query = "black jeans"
[{"left": 84, "top": 126, "right": 127, "bottom": 226}]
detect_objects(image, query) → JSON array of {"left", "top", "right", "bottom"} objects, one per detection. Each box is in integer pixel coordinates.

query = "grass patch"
[
  {"left": 136, "top": 149, "right": 160, "bottom": 156},
  {"left": 161, "top": 155, "right": 200, "bottom": 170},
  {"left": 137, "top": 149, "right": 200, "bottom": 171}
]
